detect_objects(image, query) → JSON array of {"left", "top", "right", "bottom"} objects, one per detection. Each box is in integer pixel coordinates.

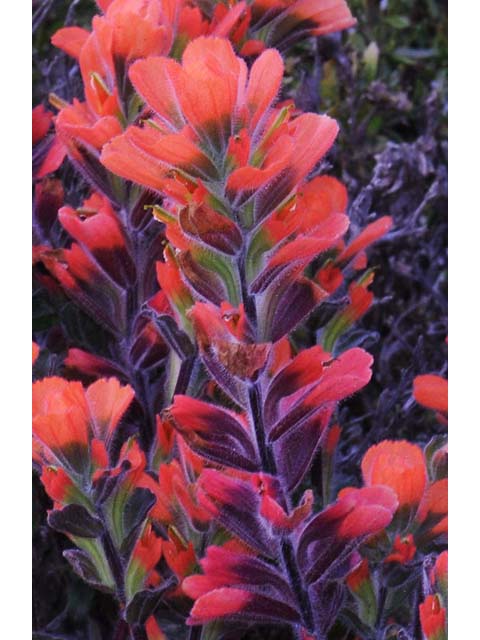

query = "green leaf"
[
  {"left": 63, "top": 549, "right": 114, "bottom": 594},
  {"left": 384, "top": 15, "right": 411, "bottom": 29}
]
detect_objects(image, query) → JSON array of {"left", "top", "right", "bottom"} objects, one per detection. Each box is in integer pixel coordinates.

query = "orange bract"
[
  {"left": 414, "top": 374, "right": 448, "bottom": 414},
  {"left": 32, "top": 376, "right": 134, "bottom": 474},
  {"left": 361, "top": 440, "right": 427, "bottom": 508},
  {"left": 419, "top": 594, "right": 447, "bottom": 640},
  {"left": 101, "top": 37, "right": 338, "bottom": 204}
]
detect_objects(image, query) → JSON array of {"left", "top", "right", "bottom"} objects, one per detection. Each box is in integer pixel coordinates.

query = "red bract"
[
  {"left": 197, "top": 0, "right": 356, "bottom": 51},
  {"left": 167, "top": 344, "right": 373, "bottom": 492},
  {"left": 431, "top": 550, "right": 448, "bottom": 593},
  {"left": 414, "top": 374, "right": 448, "bottom": 415},
  {"left": 361, "top": 440, "right": 427, "bottom": 510},
  {"left": 125, "top": 522, "right": 164, "bottom": 599},
  {"left": 32, "top": 1, "right": 447, "bottom": 637},
  {"left": 40, "top": 466, "right": 77, "bottom": 505},
  {"left": 415, "top": 478, "right": 448, "bottom": 542},
  {"left": 33, "top": 376, "right": 134, "bottom": 476},
  {"left": 346, "top": 558, "right": 370, "bottom": 593},
  {"left": 145, "top": 616, "right": 166, "bottom": 640},
  {"left": 419, "top": 594, "right": 447, "bottom": 640},
  {"left": 58, "top": 193, "right": 136, "bottom": 287},
  {"left": 356, "top": 440, "right": 448, "bottom": 546},
  {"left": 50, "top": 0, "right": 180, "bottom": 199},
  {"left": 384, "top": 534, "right": 416, "bottom": 564},
  {"left": 101, "top": 37, "right": 337, "bottom": 200},
  {"left": 32, "top": 105, "right": 66, "bottom": 179},
  {"left": 184, "top": 546, "right": 301, "bottom": 626},
  {"left": 184, "top": 479, "right": 396, "bottom": 631}
]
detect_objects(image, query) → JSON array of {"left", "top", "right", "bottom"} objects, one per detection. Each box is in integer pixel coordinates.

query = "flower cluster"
[{"left": 32, "top": 1, "right": 447, "bottom": 638}]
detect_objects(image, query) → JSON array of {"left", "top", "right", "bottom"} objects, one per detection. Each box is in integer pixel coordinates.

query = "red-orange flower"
[
  {"left": 415, "top": 478, "right": 448, "bottom": 541},
  {"left": 32, "top": 105, "right": 66, "bottom": 178},
  {"left": 359, "top": 440, "right": 448, "bottom": 543},
  {"left": 126, "top": 522, "right": 163, "bottom": 599},
  {"left": 385, "top": 534, "right": 417, "bottom": 564},
  {"left": 430, "top": 551, "right": 448, "bottom": 607},
  {"left": 145, "top": 616, "right": 166, "bottom": 640},
  {"left": 195, "top": 0, "right": 356, "bottom": 51},
  {"left": 414, "top": 374, "right": 448, "bottom": 415},
  {"left": 32, "top": 342, "right": 40, "bottom": 365},
  {"left": 50, "top": 1, "right": 179, "bottom": 196},
  {"left": 431, "top": 551, "right": 448, "bottom": 590},
  {"left": 101, "top": 37, "right": 338, "bottom": 208},
  {"left": 33, "top": 376, "right": 134, "bottom": 476},
  {"left": 40, "top": 466, "right": 77, "bottom": 505},
  {"left": 419, "top": 594, "right": 447, "bottom": 640},
  {"left": 361, "top": 440, "right": 427, "bottom": 509}
]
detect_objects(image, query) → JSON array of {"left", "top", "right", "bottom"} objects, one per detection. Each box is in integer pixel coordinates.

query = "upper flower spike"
[{"left": 101, "top": 36, "right": 339, "bottom": 221}]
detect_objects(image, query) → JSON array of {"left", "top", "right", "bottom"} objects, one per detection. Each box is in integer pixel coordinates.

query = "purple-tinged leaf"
[
  {"left": 165, "top": 396, "right": 259, "bottom": 471},
  {"left": 197, "top": 470, "right": 279, "bottom": 558}
]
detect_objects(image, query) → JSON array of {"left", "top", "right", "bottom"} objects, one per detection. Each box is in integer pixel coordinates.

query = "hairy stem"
[{"left": 237, "top": 237, "right": 321, "bottom": 636}]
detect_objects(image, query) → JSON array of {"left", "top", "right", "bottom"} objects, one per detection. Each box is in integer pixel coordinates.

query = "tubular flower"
[
  {"left": 385, "top": 534, "right": 417, "bottom": 564},
  {"left": 321, "top": 271, "right": 375, "bottom": 352},
  {"left": 125, "top": 522, "right": 163, "bottom": 600},
  {"left": 346, "top": 558, "right": 377, "bottom": 627},
  {"left": 40, "top": 466, "right": 78, "bottom": 506},
  {"left": 346, "top": 558, "right": 370, "bottom": 593},
  {"left": 419, "top": 594, "right": 447, "bottom": 640}
]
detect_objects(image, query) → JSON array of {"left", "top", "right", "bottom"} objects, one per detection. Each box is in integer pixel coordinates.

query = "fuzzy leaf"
[
  {"left": 63, "top": 549, "right": 113, "bottom": 593},
  {"left": 48, "top": 505, "right": 104, "bottom": 538},
  {"left": 125, "top": 579, "right": 176, "bottom": 625},
  {"left": 166, "top": 397, "right": 259, "bottom": 471}
]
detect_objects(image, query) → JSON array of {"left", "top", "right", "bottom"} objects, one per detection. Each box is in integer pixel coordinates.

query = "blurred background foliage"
[{"left": 33, "top": 1, "right": 447, "bottom": 637}]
